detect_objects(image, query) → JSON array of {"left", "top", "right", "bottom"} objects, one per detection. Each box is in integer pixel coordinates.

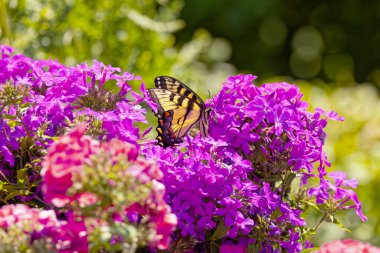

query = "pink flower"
[
  {"left": 123, "top": 181, "right": 177, "bottom": 250},
  {"left": 77, "top": 192, "right": 98, "bottom": 208},
  {"left": 315, "top": 239, "right": 380, "bottom": 253},
  {"left": 100, "top": 138, "right": 138, "bottom": 162},
  {"left": 41, "top": 124, "right": 98, "bottom": 207},
  {"left": 45, "top": 212, "right": 88, "bottom": 253},
  {"left": 0, "top": 204, "right": 58, "bottom": 230}
]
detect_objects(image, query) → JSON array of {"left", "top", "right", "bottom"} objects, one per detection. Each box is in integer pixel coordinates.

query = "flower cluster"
[
  {"left": 42, "top": 124, "right": 177, "bottom": 250},
  {"left": 0, "top": 204, "right": 87, "bottom": 252},
  {"left": 143, "top": 74, "right": 366, "bottom": 252},
  {"left": 208, "top": 74, "right": 366, "bottom": 220},
  {"left": 0, "top": 45, "right": 369, "bottom": 252},
  {"left": 0, "top": 45, "right": 175, "bottom": 251},
  {"left": 144, "top": 135, "right": 305, "bottom": 252},
  {"left": 0, "top": 45, "right": 147, "bottom": 195},
  {"left": 309, "top": 172, "right": 366, "bottom": 221},
  {"left": 314, "top": 239, "right": 380, "bottom": 253},
  {"left": 208, "top": 74, "right": 337, "bottom": 178}
]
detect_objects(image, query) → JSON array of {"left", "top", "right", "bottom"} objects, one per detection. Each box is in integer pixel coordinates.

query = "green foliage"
[
  {"left": 3, "top": 0, "right": 181, "bottom": 76},
  {"left": 0, "top": 0, "right": 235, "bottom": 94},
  {"left": 300, "top": 248, "right": 319, "bottom": 253}
]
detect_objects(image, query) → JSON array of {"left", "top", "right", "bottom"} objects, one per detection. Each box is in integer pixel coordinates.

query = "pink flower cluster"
[
  {"left": 41, "top": 124, "right": 97, "bottom": 207},
  {"left": 315, "top": 239, "right": 380, "bottom": 253},
  {"left": 0, "top": 204, "right": 88, "bottom": 252},
  {"left": 41, "top": 124, "right": 177, "bottom": 249},
  {"left": 0, "top": 204, "right": 58, "bottom": 230}
]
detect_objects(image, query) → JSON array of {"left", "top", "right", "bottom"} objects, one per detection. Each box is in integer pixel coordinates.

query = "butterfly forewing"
[
  {"left": 155, "top": 76, "right": 204, "bottom": 106},
  {"left": 148, "top": 89, "right": 201, "bottom": 114}
]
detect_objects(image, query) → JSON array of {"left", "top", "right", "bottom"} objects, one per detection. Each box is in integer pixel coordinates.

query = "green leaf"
[
  {"left": 209, "top": 220, "right": 229, "bottom": 241},
  {"left": 17, "top": 168, "right": 28, "bottom": 185},
  {"left": 332, "top": 216, "right": 352, "bottom": 233},
  {"left": 301, "top": 200, "right": 321, "bottom": 212},
  {"left": 300, "top": 248, "right": 319, "bottom": 253},
  {"left": 20, "top": 102, "right": 31, "bottom": 109},
  {"left": 4, "top": 189, "right": 31, "bottom": 202},
  {"left": 2, "top": 114, "right": 16, "bottom": 120},
  {"left": 7, "top": 120, "right": 20, "bottom": 128}
]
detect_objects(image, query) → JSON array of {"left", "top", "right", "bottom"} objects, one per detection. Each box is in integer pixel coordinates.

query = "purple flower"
[
  {"left": 227, "top": 212, "right": 254, "bottom": 238},
  {"left": 329, "top": 171, "right": 358, "bottom": 188},
  {"left": 280, "top": 230, "right": 303, "bottom": 253},
  {"left": 0, "top": 145, "right": 14, "bottom": 167},
  {"left": 216, "top": 197, "right": 243, "bottom": 227},
  {"left": 309, "top": 172, "right": 367, "bottom": 221},
  {"left": 220, "top": 243, "right": 247, "bottom": 253},
  {"left": 277, "top": 203, "right": 306, "bottom": 226},
  {"left": 230, "top": 123, "right": 259, "bottom": 154},
  {"left": 195, "top": 202, "right": 217, "bottom": 230},
  {"left": 143, "top": 135, "right": 257, "bottom": 241}
]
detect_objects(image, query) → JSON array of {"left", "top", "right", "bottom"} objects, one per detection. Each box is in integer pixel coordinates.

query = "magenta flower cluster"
[
  {"left": 0, "top": 45, "right": 174, "bottom": 251},
  {"left": 143, "top": 74, "right": 366, "bottom": 252},
  {"left": 0, "top": 45, "right": 368, "bottom": 252},
  {"left": 0, "top": 45, "right": 146, "bottom": 172},
  {"left": 208, "top": 74, "right": 366, "bottom": 221},
  {"left": 144, "top": 136, "right": 306, "bottom": 252}
]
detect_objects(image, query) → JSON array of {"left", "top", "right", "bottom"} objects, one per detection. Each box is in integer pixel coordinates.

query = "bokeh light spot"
[
  {"left": 323, "top": 53, "right": 354, "bottom": 81},
  {"left": 259, "top": 16, "right": 287, "bottom": 48},
  {"left": 290, "top": 51, "right": 321, "bottom": 78},
  {"left": 208, "top": 38, "right": 232, "bottom": 62},
  {"left": 292, "top": 26, "right": 324, "bottom": 55}
]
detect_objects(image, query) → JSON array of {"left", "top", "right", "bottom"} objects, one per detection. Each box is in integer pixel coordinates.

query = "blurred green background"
[{"left": 1, "top": 0, "right": 379, "bottom": 247}]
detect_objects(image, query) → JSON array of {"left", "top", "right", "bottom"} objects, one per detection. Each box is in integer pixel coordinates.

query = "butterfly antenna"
[{"left": 208, "top": 90, "right": 211, "bottom": 99}]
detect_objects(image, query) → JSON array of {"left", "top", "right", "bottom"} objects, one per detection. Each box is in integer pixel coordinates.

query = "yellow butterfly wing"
[
  {"left": 148, "top": 88, "right": 202, "bottom": 146},
  {"left": 154, "top": 76, "right": 205, "bottom": 106},
  {"left": 148, "top": 76, "right": 211, "bottom": 148}
]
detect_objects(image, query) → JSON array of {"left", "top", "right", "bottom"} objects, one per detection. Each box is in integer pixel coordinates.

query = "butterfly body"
[{"left": 148, "top": 76, "right": 210, "bottom": 148}]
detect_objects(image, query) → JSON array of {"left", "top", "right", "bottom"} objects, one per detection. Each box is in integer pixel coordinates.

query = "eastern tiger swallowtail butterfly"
[{"left": 148, "top": 76, "right": 211, "bottom": 148}]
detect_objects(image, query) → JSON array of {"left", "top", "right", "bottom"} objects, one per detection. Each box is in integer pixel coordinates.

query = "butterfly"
[{"left": 148, "top": 76, "right": 211, "bottom": 148}]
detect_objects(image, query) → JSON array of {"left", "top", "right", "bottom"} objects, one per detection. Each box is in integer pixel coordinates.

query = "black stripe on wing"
[
  {"left": 154, "top": 76, "right": 204, "bottom": 106},
  {"left": 148, "top": 88, "right": 197, "bottom": 116}
]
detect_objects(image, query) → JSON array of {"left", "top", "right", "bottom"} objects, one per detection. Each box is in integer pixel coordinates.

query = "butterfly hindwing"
[
  {"left": 155, "top": 111, "right": 183, "bottom": 147},
  {"left": 148, "top": 76, "right": 210, "bottom": 148},
  {"left": 170, "top": 106, "right": 202, "bottom": 138}
]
